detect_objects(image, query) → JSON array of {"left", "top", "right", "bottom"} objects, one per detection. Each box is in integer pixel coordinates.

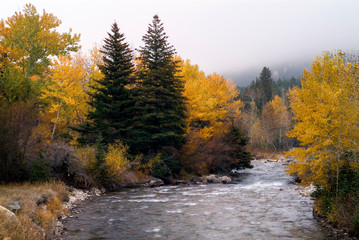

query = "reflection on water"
[{"left": 64, "top": 161, "right": 328, "bottom": 240}]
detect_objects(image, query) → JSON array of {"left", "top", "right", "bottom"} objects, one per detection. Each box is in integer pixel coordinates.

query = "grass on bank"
[{"left": 0, "top": 181, "right": 69, "bottom": 240}]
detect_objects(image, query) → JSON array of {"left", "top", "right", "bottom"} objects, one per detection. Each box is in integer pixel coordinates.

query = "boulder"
[
  {"left": 204, "top": 174, "right": 217, "bottom": 183},
  {"left": 90, "top": 188, "right": 102, "bottom": 196},
  {"left": 144, "top": 178, "right": 164, "bottom": 187},
  {"left": 36, "top": 194, "right": 50, "bottom": 206},
  {"left": 216, "top": 176, "right": 232, "bottom": 184},
  {"left": 202, "top": 174, "right": 232, "bottom": 184},
  {"left": 6, "top": 201, "right": 21, "bottom": 212},
  {"left": 298, "top": 183, "right": 316, "bottom": 197},
  {"left": 172, "top": 179, "right": 187, "bottom": 185},
  {"left": 0, "top": 205, "right": 17, "bottom": 219},
  {"left": 190, "top": 176, "right": 204, "bottom": 184}
]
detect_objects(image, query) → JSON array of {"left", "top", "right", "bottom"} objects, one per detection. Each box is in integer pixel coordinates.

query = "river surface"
[{"left": 63, "top": 161, "right": 328, "bottom": 240}]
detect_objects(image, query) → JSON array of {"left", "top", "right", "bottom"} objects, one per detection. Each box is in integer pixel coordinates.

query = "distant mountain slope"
[{"left": 224, "top": 61, "right": 310, "bottom": 87}]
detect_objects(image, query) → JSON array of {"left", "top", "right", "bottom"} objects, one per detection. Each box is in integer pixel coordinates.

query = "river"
[{"left": 63, "top": 160, "right": 328, "bottom": 240}]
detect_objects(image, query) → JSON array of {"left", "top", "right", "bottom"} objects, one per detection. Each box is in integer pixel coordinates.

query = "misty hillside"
[{"left": 225, "top": 61, "right": 310, "bottom": 87}]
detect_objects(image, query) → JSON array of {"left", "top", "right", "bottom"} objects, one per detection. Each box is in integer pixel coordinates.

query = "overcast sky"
[{"left": 1, "top": 0, "right": 359, "bottom": 85}]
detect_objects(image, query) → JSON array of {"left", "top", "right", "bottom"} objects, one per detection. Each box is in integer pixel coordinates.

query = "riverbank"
[
  {"left": 314, "top": 211, "right": 358, "bottom": 240},
  {"left": 0, "top": 182, "right": 105, "bottom": 240},
  {"left": 0, "top": 181, "right": 69, "bottom": 239},
  {"left": 52, "top": 187, "right": 105, "bottom": 239},
  {"left": 0, "top": 174, "right": 234, "bottom": 239}
]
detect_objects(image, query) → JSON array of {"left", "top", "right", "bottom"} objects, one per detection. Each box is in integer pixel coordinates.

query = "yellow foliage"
[
  {"left": 0, "top": 3, "right": 80, "bottom": 78},
  {"left": 261, "top": 96, "right": 290, "bottom": 148},
  {"left": 105, "top": 141, "right": 130, "bottom": 180},
  {"left": 178, "top": 58, "right": 243, "bottom": 140},
  {"left": 40, "top": 54, "right": 89, "bottom": 142},
  {"left": 286, "top": 54, "right": 359, "bottom": 186},
  {"left": 74, "top": 145, "right": 97, "bottom": 171},
  {"left": 176, "top": 57, "right": 244, "bottom": 173},
  {"left": 86, "top": 45, "right": 105, "bottom": 94},
  {"left": 38, "top": 48, "right": 105, "bottom": 143},
  {"left": 145, "top": 153, "right": 162, "bottom": 170}
]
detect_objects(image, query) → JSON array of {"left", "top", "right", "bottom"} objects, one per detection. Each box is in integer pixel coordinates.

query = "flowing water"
[{"left": 63, "top": 161, "right": 328, "bottom": 240}]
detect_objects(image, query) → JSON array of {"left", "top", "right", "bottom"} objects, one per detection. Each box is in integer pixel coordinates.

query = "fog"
[{"left": 1, "top": 0, "right": 359, "bottom": 85}]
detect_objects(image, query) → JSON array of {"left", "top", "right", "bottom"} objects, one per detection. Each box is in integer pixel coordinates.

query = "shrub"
[
  {"left": 181, "top": 125, "right": 252, "bottom": 175},
  {"left": 74, "top": 145, "right": 97, "bottom": 172},
  {"left": 147, "top": 153, "right": 169, "bottom": 180},
  {"left": 40, "top": 142, "right": 94, "bottom": 188},
  {"left": 30, "top": 155, "right": 51, "bottom": 182},
  {"left": 0, "top": 101, "right": 39, "bottom": 182},
  {"left": 104, "top": 141, "right": 130, "bottom": 181},
  {"left": 311, "top": 162, "right": 359, "bottom": 235}
]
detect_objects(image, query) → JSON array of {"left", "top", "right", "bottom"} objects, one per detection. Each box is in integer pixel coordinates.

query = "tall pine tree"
[
  {"left": 259, "top": 66, "right": 273, "bottom": 107},
  {"left": 133, "top": 15, "right": 186, "bottom": 154},
  {"left": 77, "top": 23, "right": 135, "bottom": 145}
]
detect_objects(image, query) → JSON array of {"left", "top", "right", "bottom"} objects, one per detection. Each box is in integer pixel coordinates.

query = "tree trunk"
[
  {"left": 51, "top": 102, "right": 62, "bottom": 140},
  {"left": 336, "top": 90, "right": 343, "bottom": 200}
]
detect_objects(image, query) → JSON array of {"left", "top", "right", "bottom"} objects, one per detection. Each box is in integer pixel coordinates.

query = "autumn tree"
[
  {"left": 178, "top": 58, "right": 249, "bottom": 175},
  {"left": 0, "top": 4, "right": 80, "bottom": 182},
  {"left": 0, "top": 4, "right": 80, "bottom": 101},
  {"left": 40, "top": 55, "right": 88, "bottom": 142},
  {"left": 287, "top": 54, "right": 359, "bottom": 186},
  {"left": 261, "top": 96, "right": 290, "bottom": 150},
  {"left": 286, "top": 54, "right": 359, "bottom": 232},
  {"left": 183, "top": 71, "right": 242, "bottom": 140},
  {"left": 133, "top": 15, "right": 186, "bottom": 154},
  {"left": 77, "top": 23, "right": 135, "bottom": 146}
]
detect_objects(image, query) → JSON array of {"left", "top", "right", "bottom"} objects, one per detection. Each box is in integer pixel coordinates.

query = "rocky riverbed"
[
  {"left": 52, "top": 187, "right": 105, "bottom": 239},
  {"left": 62, "top": 160, "right": 329, "bottom": 240}
]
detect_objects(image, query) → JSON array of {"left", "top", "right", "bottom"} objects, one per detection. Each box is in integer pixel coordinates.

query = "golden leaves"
[
  {"left": 179, "top": 58, "right": 242, "bottom": 140},
  {"left": 39, "top": 54, "right": 88, "bottom": 142},
  {"left": 105, "top": 141, "right": 130, "bottom": 180},
  {"left": 286, "top": 54, "right": 359, "bottom": 186},
  {"left": 0, "top": 4, "right": 80, "bottom": 77}
]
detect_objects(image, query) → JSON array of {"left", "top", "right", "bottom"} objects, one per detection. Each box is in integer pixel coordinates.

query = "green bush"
[
  {"left": 147, "top": 154, "right": 169, "bottom": 180},
  {"left": 30, "top": 155, "right": 51, "bottom": 182},
  {"left": 312, "top": 161, "right": 359, "bottom": 235}
]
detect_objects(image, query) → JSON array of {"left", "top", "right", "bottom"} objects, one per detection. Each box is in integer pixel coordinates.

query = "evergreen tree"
[
  {"left": 273, "top": 77, "right": 301, "bottom": 98},
  {"left": 77, "top": 23, "right": 135, "bottom": 145},
  {"left": 242, "top": 78, "right": 264, "bottom": 111},
  {"left": 133, "top": 15, "right": 186, "bottom": 154},
  {"left": 259, "top": 67, "right": 273, "bottom": 106}
]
